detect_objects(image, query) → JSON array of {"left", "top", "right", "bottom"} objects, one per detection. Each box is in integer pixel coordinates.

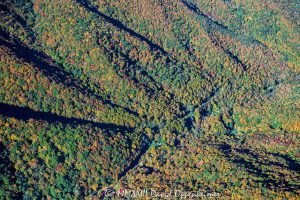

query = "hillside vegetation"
[{"left": 0, "top": 0, "right": 299, "bottom": 199}]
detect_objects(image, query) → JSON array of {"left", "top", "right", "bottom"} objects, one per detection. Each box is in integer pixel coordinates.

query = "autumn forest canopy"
[{"left": 0, "top": 0, "right": 299, "bottom": 199}]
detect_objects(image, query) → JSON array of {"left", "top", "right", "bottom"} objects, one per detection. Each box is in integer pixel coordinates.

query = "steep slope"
[{"left": 0, "top": 0, "right": 299, "bottom": 199}]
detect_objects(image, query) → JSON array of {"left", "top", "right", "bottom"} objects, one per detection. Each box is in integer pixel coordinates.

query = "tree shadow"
[
  {"left": 118, "top": 51, "right": 164, "bottom": 94},
  {"left": 210, "top": 36, "right": 247, "bottom": 71},
  {"left": 97, "top": 32, "right": 164, "bottom": 96},
  {"left": 0, "top": 4, "right": 34, "bottom": 38},
  {"left": 77, "top": 0, "right": 212, "bottom": 112},
  {"left": 0, "top": 29, "right": 139, "bottom": 117},
  {"left": 0, "top": 103, "right": 134, "bottom": 132},
  {"left": 76, "top": 0, "right": 168, "bottom": 55},
  {"left": 179, "top": 0, "right": 229, "bottom": 30},
  {"left": 118, "top": 134, "right": 152, "bottom": 179},
  {"left": 180, "top": 0, "right": 267, "bottom": 49},
  {"left": 217, "top": 143, "right": 300, "bottom": 193},
  {"left": 180, "top": 0, "right": 251, "bottom": 71},
  {"left": 0, "top": 142, "right": 23, "bottom": 198}
]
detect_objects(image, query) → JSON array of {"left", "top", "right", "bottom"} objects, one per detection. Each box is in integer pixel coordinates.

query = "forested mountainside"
[{"left": 0, "top": 0, "right": 299, "bottom": 199}]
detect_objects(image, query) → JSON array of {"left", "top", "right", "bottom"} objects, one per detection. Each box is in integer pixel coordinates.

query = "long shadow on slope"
[
  {"left": 217, "top": 144, "right": 300, "bottom": 193},
  {"left": 112, "top": 54, "right": 157, "bottom": 96},
  {"left": 118, "top": 51, "right": 164, "bottom": 93},
  {"left": 180, "top": 0, "right": 248, "bottom": 71},
  {"left": 0, "top": 103, "right": 133, "bottom": 132},
  {"left": 180, "top": 0, "right": 267, "bottom": 48},
  {"left": 98, "top": 35, "right": 164, "bottom": 95},
  {"left": 76, "top": 0, "right": 168, "bottom": 55},
  {"left": 179, "top": 0, "right": 228, "bottom": 30},
  {"left": 210, "top": 36, "right": 247, "bottom": 71},
  {"left": 0, "top": 31, "right": 139, "bottom": 117},
  {"left": 118, "top": 134, "right": 152, "bottom": 179},
  {"left": 0, "top": 4, "right": 35, "bottom": 43},
  {"left": 79, "top": 1, "right": 209, "bottom": 106},
  {"left": 0, "top": 4, "right": 30, "bottom": 29}
]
